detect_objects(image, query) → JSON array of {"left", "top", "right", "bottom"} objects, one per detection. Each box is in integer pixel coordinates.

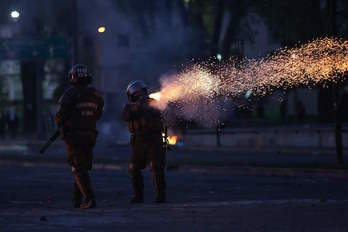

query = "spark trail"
[{"left": 150, "top": 38, "right": 348, "bottom": 122}]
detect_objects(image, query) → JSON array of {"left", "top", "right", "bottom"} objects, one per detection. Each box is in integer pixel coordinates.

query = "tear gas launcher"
[{"left": 39, "top": 129, "right": 60, "bottom": 154}]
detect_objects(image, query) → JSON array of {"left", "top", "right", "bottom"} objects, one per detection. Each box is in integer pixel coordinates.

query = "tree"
[
  {"left": 255, "top": 0, "right": 324, "bottom": 45},
  {"left": 185, "top": 0, "right": 254, "bottom": 58}
]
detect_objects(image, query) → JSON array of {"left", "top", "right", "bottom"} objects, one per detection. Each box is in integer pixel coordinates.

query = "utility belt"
[
  {"left": 130, "top": 132, "right": 162, "bottom": 142},
  {"left": 130, "top": 131, "right": 162, "bottom": 137},
  {"left": 62, "top": 127, "right": 98, "bottom": 137}
]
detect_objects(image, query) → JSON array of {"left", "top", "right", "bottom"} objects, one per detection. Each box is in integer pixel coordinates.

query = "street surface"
[{"left": 1, "top": 143, "right": 348, "bottom": 231}]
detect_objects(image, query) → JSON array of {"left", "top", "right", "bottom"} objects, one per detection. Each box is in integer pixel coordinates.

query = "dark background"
[{"left": 0, "top": 0, "right": 346, "bottom": 141}]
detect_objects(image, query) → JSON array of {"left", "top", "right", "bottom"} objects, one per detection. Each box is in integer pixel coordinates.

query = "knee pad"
[
  {"left": 72, "top": 166, "right": 78, "bottom": 174},
  {"left": 72, "top": 166, "right": 88, "bottom": 177},
  {"left": 128, "top": 163, "right": 135, "bottom": 172},
  {"left": 129, "top": 163, "right": 141, "bottom": 175}
]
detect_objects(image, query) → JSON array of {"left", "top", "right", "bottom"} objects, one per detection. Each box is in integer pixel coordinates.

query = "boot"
[
  {"left": 72, "top": 181, "right": 82, "bottom": 208},
  {"left": 74, "top": 173, "right": 96, "bottom": 209},
  {"left": 129, "top": 170, "right": 144, "bottom": 203},
  {"left": 80, "top": 198, "right": 96, "bottom": 209},
  {"left": 152, "top": 172, "right": 166, "bottom": 203}
]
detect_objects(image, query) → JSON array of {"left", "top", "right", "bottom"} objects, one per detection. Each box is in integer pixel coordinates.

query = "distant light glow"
[
  {"left": 10, "top": 10, "right": 20, "bottom": 19},
  {"left": 245, "top": 89, "right": 252, "bottom": 99},
  {"left": 216, "top": 53, "right": 222, "bottom": 61},
  {"left": 97, "top": 26, "right": 106, "bottom": 33}
]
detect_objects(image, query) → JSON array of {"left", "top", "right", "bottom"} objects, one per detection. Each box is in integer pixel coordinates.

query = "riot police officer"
[
  {"left": 55, "top": 64, "right": 104, "bottom": 209},
  {"left": 121, "top": 81, "right": 167, "bottom": 203}
]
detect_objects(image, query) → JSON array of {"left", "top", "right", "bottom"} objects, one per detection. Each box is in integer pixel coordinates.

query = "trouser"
[
  {"left": 72, "top": 168, "right": 95, "bottom": 205},
  {"left": 129, "top": 135, "right": 166, "bottom": 200},
  {"left": 64, "top": 131, "right": 96, "bottom": 205}
]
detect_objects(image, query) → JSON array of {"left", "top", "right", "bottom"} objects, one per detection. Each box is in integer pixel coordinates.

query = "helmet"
[
  {"left": 126, "top": 80, "right": 148, "bottom": 102},
  {"left": 69, "top": 64, "right": 92, "bottom": 86}
]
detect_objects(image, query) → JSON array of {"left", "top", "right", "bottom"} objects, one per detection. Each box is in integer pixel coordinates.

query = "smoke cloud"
[{"left": 151, "top": 38, "right": 348, "bottom": 125}]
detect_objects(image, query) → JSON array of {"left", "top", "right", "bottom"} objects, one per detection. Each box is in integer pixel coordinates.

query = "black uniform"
[
  {"left": 56, "top": 85, "right": 104, "bottom": 208},
  {"left": 121, "top": 97, "right": 166, "bottom": 203}
]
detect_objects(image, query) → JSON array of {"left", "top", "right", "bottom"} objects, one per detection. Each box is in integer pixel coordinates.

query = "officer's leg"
[
  {"left": 66, "top": 144, "right": 83, "bottom": 208},
  {"left": 73, "top": 167, "right": 96, "bottom": 209},
  {"left": 129, "top": 138, "right": 146, "bottom": 203},
  {"left": 150, "top": 161, "right": 166, "bottom": 203},
  {"left": 66, "top": 133, "right": 96, "bottom": 209},
  {"left": 79, "top": 171, "right": 96, "bottom": 209},
  {"left": 129, "top": 163, "right": 144, "bottom": 203},
  {"left": 72, "top": 179, "right": 82, "bottom": 208},
  {"left": 72, "top": 167, "right": 89, "bottom": 202},
  {"left": 149, "top": 144, "right": 166, "bottom": 203},
  {"left": 79, "top": 145, "right": 96, "bottom": 209}
]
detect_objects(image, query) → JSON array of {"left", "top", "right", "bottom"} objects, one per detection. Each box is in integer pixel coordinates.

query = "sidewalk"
[
  {"left": 0, "top": 141, "right": 347, "bottom": 171},
  {"left": 0, "top": 136, "right": 345, "bottom": 155},
  {"left": 182, "top": 124, "right": 348, "bottom": 149},
  {"left": 0, "top": 126, "right": 347, "bottom": 171}
]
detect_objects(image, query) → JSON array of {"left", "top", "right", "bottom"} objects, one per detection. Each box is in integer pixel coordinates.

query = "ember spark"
[{"left": 150, "top": 38, "right": 348, "bottom": 120}]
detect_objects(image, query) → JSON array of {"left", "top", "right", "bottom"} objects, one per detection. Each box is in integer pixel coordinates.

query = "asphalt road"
[
  {"left": 1, "top": 140, "right": 348, "bottom": 169},
  {"left": 1, "top": 157, "right": 348, "bottom": 232}
]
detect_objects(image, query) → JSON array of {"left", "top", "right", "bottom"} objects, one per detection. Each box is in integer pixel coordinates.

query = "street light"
[
  {"left": 97, "top": 26, "right": 106, "bottom": 33},
  {"left": 10, "top": 10, "right": 20, "bottom": 19},
  {"left": 216, "top": 53, "right": 222, "bottom": 61}
]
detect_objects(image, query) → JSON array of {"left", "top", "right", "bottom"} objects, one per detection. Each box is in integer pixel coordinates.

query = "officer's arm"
[
  {"left": 92, "top": 89, "right": 104, "bottom": 120},
  {"left": 121, "top": 103, "right": 143, "bottom": 121},
  {"left": 55, "top": 93, "right": 75, "bottom": 126},
  {"left": 121, "top": 104, "right": 133, "bottom": 121},
  {"left": 96, "top": 97, "right": 104, "bottom": 120},
  {"left": 147, "top": 99, "right": 162, "bottom": 118}
]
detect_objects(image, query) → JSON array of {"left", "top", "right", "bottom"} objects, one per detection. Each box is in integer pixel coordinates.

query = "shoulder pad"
[
  {"left": 59, "top": 87, "right": 77, "bottom": 104},
  {"left": 59, "top": 92, "right": 72, "bottom": 104}
]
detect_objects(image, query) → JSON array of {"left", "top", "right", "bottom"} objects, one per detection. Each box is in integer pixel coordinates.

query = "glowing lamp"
[
  {"left": 97, "top": 26, "right": 106, "bottom": 33},
  {"left": 10, "top": 10, "right": 20, "bottom": 19}
]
